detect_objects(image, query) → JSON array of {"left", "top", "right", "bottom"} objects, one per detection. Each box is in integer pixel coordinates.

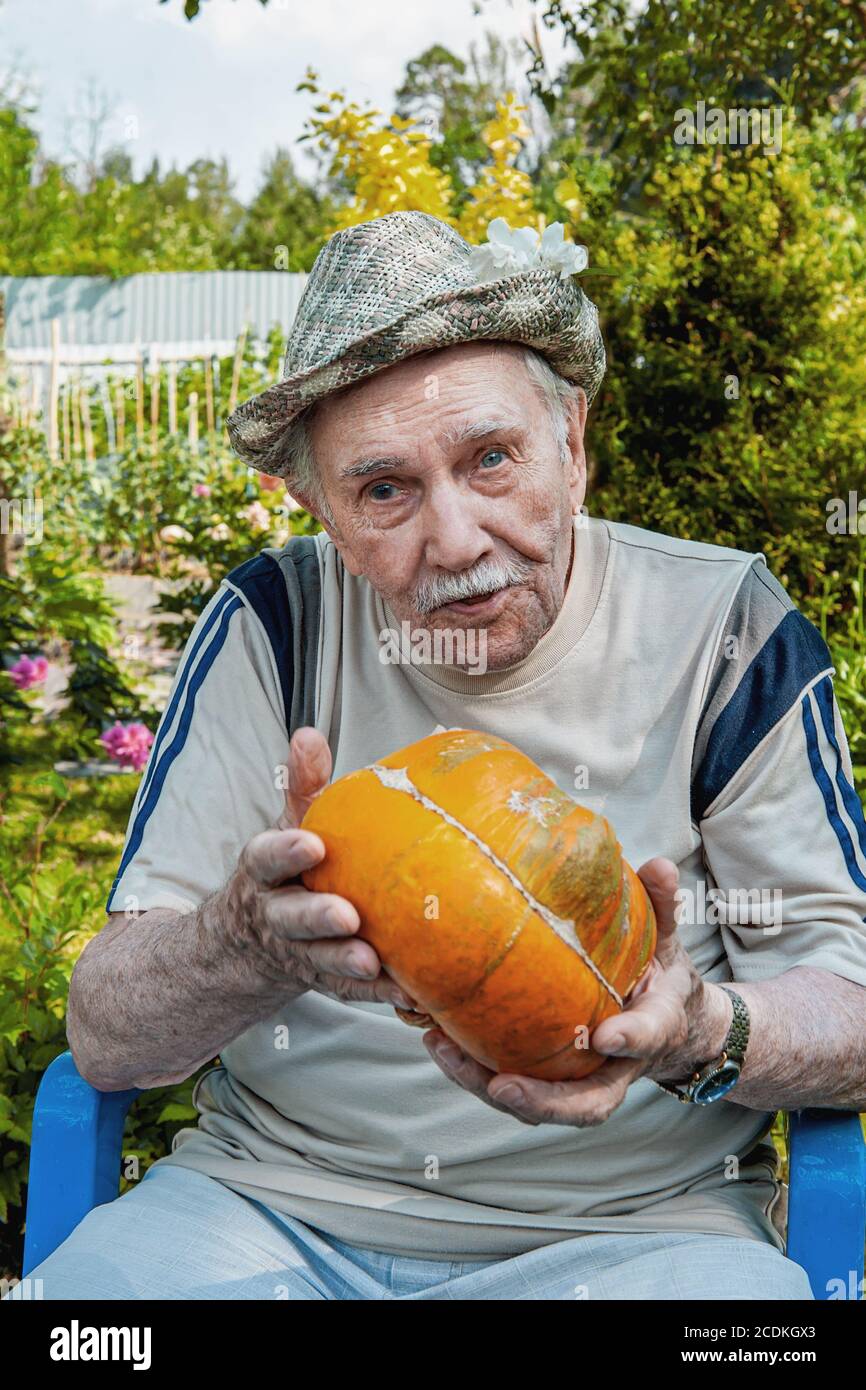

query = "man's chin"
[{"left": 415, "top": 588, "right": 545, "bottom": 673}]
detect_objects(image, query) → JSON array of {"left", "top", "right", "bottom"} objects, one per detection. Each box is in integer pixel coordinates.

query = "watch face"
[{"left": 693, "top": 1062, "right": 741, "bottom": 1105}]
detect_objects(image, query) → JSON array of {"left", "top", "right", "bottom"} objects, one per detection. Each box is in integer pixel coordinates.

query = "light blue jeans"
[{"left": 6, "top": 1163, "right": 813, "bottom": 1301}]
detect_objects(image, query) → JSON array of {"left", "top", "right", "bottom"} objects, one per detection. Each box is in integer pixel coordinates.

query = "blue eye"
[
  {"left": 368, "top": 481, "right": 398, "bottom": 501},
  {"left": 480, "top": 449, "right": 506, "bottom": 468}
]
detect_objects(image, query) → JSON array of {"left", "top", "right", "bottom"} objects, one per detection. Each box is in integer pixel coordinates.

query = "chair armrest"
[
  {"left": 786, "top": 1107, "right": 866, "bottom": 1300},
  {"left": 22, "top": 1050, "right": 141, "bottom": 1277}
]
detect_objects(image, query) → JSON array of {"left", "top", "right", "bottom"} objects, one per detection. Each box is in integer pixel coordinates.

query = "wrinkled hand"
[
  {"left": 423, "top": 857, "right": 731, "bottom": 1127},
  {"left": 225, "top": 725, "right": 415, "bottom": 1010}
]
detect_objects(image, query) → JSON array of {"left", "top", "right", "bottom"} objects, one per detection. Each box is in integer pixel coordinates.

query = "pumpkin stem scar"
[{"left": 368, "top": 763, "right": 624, "bottom": 1008}]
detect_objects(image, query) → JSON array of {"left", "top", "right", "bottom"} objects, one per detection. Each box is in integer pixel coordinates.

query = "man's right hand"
[{"left": 223, "top": 725, "right": 414, "bottom": 1009}]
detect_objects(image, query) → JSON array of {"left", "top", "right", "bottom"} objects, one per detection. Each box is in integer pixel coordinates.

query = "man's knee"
[
  {"left": 2, "top": 1165, "right": 326, "bottom": 1301},
  {"left": 4, "top": 1181, "right": 174, "bottom": 1300}
]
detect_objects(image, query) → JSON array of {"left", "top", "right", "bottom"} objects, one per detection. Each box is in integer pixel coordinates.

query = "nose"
[{"left": 418, "top": 483, "right": 494, "bottom": 574}]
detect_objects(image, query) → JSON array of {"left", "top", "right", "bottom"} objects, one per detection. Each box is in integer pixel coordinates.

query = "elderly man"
[{"left": 14, "top": 211, "right": 866, "bottom": 1302}]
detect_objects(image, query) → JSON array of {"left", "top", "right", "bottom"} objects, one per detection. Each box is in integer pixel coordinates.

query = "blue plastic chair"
[{"left": 20, "top": 1050, "right": 866, "bottom": 1298}]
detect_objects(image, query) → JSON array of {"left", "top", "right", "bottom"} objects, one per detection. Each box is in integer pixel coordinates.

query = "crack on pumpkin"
[
  {"left": 368, "top": 762, "right": 623, "bottom": 1008},
  {"left": 506, "top": 788, "right": 560, "bottom": 827}
]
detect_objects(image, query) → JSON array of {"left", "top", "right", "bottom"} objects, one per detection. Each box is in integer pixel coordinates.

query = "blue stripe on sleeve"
[
  {"left": 801, "top": 691, "right": 866, "bottom": 894},
  {"left": 692, "top": 608, "right": 832, "bottom": 822},
  {"left": 225, "top": 553, "right": 294, "bottom": 723},
  {"left": 810, "top": 676, "right": 866, "bottom": 878},
  {"left": 138, "top": 586, "right": 235, "bottom": 806},
  {"left": 105, "top": 594, "right": 244, "bottom": 911}
]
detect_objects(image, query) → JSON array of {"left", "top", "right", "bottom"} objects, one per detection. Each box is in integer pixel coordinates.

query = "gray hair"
[{"left": 276, "top": 345, "right": 581, "bottom": 524}]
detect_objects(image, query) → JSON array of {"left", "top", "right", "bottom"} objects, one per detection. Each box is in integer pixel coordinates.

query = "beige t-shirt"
[{"left": 106, "top": 514, "right": 866, "bottom": 1261}]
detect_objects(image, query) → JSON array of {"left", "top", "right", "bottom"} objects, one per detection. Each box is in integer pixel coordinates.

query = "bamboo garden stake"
[
  {"left": 136, "top": 352, "right": 145, "bottom": 438},
  {"left": 168, "top": 360, "right": 177, "bottom": 434},
  {"left": 115, "top": 381, "right": 125, "bottom": 452},
  {"left": 228, "top": 327, "right": 247, "bottom": 415},
  {"left": 71, "top": 378, "right": 83, "bottom": 455},
  {"left": 188, "top": 390, "right": 199, "bottom": 448},
  {"left": 80, "top": 382, "right": 96, "bottom": 463},
  {"left": 48, "top": 319, "right": 60, "bottom": 460},
  {"left": 150, "top": 349, "right": 160, "bottom": 454},
  {"left": 62, "top": 379, "right": 71, "bottom": 461},
  {"left": 204, "top": 355, "right": 215, "bottom": 440}
]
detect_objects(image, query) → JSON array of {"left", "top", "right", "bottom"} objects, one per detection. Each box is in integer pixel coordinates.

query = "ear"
[
  {"left": 291, "top": 487, "right": 366, "bottom": 577},
  {"left": 566, "top": 387, "right": 588, "bottom": 511}
]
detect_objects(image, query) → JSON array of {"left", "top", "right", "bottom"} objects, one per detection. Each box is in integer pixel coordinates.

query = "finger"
[
  {"left": 260, "top": 883, "right": 361, "bottom": 940},
  {"left": 422, "top": 1031, "right": 518, "bottom": 1115},
  {"left": 243, "top": 827, "right": 326, "bottom": 889},
  {"left": 592, "top": 981, "right": 688, "bottom": 1060},
  {"left": 315, "top": 971, "right": 417, "bottom": 1010},
  {"left": 637, "top": 856, "right": 681, "bottom": 953},
  {"left": 288, "top": 935, "right": 386, "bottom": 982},
  {"left": 278, "top": 726, "right": 333, "bottom": 830},
  {"left": 487, "top": 1056, "right": 644, "bottom": 1126}
]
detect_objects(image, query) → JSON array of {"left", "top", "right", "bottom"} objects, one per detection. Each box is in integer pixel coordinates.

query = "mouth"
[{"left": 437, "top": 585, "right": 513, "bottom": 618}]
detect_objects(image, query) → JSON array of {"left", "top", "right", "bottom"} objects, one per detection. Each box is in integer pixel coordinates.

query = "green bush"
[
  {"left": 0, "top": 543, "right": 146, "bottom": 766},
  {"left": 0, "top": 766, "right": 208, "bottom": 1280},
  {"left": 546, "top": 118, "right": 866, "bottom": 628}
]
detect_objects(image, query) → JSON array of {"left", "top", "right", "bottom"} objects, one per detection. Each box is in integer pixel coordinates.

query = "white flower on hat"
[{"left": 468, "top": 217, "right": 588, "bottom": 284}]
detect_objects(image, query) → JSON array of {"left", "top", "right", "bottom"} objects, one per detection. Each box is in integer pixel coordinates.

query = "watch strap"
[
  {"left": 717, "top": 985, "right": 750, "bottom": 1063},
  {"left": 652, "top": 986, "right": 750, "bottom": 1103}
]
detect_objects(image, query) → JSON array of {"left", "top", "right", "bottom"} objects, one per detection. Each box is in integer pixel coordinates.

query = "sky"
[{"left": 0, "top": 0, "right": 568, "bottom": 199}]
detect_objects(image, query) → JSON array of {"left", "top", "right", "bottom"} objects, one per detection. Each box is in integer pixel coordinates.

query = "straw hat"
[{"left": 225, "top": 210, "right": 606, "bottom": 476}]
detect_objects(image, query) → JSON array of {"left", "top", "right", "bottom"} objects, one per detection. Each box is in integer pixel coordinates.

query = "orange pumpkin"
[{"left": 301, "top": 729, "right": 656, "bottom": 1080}]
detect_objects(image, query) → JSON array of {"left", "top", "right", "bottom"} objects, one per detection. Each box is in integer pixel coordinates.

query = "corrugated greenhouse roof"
[{"left": 0, "top": 271, "right": 308, "bottom": 361}]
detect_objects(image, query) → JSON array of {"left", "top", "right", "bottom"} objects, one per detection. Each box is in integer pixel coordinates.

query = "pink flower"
[
  {"left": 194, "top": 483, "right": 212, "bottom": 497},
  {"left": 245, "top": 501, "right": 271, "bottom": 532},
  {"left": 100, "top": 721, "right": 154, "bottom": 772},
  {"left": 258, "top": 473, "right": 282, "bottom": 492},
  {"left": 8, "top": 654, "right": 49, "bottom": 690}
]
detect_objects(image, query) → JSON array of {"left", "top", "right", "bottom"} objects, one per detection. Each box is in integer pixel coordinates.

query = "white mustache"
[{"left": 414, "top": 553, "right": 535, "bottom": 615}]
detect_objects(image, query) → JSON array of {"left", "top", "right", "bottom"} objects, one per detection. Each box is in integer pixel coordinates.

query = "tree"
[
  {"left": 297, "top": 70, "right": 541, "bottom": 241},
  {"left": 521, "top": 0, "right": 866, "bottom": 201},
  {"left": 0, "top": 108, "right": 72, "bottom": 274},
  {"left": 538, "top": 117, "right": 866, "bottom": 612},
  {"left": 394, "top": 42, "right": 495, "bottom": 198},
  {"left": 232, "top": 148, "right": 331, "bottom": 271},
  {"left": 395, "top": 35, "right": 548, "bottom": 207}
]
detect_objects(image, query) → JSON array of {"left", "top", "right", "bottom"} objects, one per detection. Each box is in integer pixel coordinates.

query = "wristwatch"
[{"left": 652, "top": 986, "right": 750, "bottom": 1105}]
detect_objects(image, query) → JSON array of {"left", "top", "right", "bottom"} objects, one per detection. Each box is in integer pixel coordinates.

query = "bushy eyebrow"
[
  {"left": 339, "top": 454, "right": 408, "bottom": 480},
  {"left": 441, "top": 416, "right": 525, "bottom": 449},
  {"left": 338, "top": 417, "right": 525, "bottom": 481}
]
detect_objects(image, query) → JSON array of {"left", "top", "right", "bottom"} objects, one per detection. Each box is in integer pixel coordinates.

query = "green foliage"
[
  {"left": 149, "top": 448, "right": 318, "bottom": 647},
  {"left": 0, "top": 773, "right": 106, "bottom": 1230},
  {"left": 0, "top": 765, "right": 208, "bottom": 1276},
  {"left": 0, "top": 106, "right": 323, "bottom": 276},
  {"left": 159, "top": 0, "right": 269, "bottom": 21},
  {"left": 539, "top": 118, "right": 866, "bottom": 628},
  {"left": 817, "top": 566, "right": 866, "bottom": 784},
  {"left": 231, "top": 149, "right": 333, "bottom": 271},
  {"left": 393, "top": 38, "right": 527, "bottom": 208},
  {"left": 0, "top": 424, "right": 146, "bottom": 763},
  {"left": 527, "top": 0, "right": 866, "bottom": 199},
  {"left": 0, "top": 105, "right": 221, "bottom": 275}
]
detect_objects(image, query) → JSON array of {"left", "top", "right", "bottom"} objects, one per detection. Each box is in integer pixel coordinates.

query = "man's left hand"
[{"left": 423, "top": 857, "right": 733, "bottom": 1126}]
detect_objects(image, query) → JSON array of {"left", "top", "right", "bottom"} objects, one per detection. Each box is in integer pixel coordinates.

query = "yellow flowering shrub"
[
  {"left": 457, "top": 94, "right": 539, "bottom": 242},
  {"left": 297, "top": 69, "right": 454, "bottom": 230},
  {"left": 298, "top": 71, "right": 541, "bottom": 244}
]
